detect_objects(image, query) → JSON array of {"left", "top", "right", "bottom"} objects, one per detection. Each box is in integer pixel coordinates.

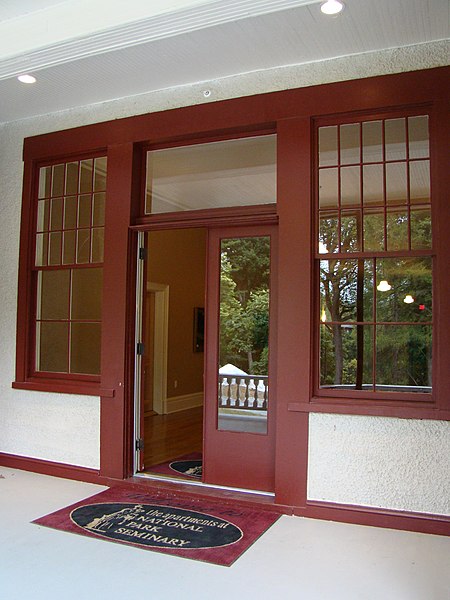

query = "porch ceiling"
[{"left": 0, "top": 0, "right": 448, "bottom": 124}]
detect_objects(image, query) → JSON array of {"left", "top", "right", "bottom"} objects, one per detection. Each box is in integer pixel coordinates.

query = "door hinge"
[
  {"left": 136, "top": 438, "right": 145, "bottom": 451},
  {"left": 136, "top": 342, "right": 145, "bottom": 356},
  {"left": 138, "top": 247, "right": 148, "bottom": 260}
]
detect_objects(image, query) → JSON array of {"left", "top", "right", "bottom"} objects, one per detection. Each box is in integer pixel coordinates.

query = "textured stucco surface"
[
  {"left": 308, "top": 414, "right": 450, "bottom": 516},
  {"left": 0, "top": 40, "right": 449, "bottom": 489}
]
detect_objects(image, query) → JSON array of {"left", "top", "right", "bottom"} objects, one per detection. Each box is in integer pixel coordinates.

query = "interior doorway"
[{"left": 136, "top": 228, "right": 206, "bottom": 481}]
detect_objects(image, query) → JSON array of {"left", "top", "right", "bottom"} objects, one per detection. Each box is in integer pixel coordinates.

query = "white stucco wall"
[
  {"left": 0, "top": 40, "right": 449, "bottom": 495},
  {"left": 308, "top": 414, "right": 450, "bottom": 516}
]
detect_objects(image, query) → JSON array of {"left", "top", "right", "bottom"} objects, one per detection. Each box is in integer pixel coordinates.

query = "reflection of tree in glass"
[
  {"left": 220, "top": 238, "right": 270, "bottom": 374},
  {"left": 319, "top": 211, "right": 432, "bottom": 391}
]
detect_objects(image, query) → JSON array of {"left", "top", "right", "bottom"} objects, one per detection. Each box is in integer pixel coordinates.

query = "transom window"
[
  {"left": 316, "top": 114, "right": 433, "bottom": 396},
  {"left": 145, "top": 134, "right": 276, "bottom": 214},
  {"left": 33, "top": 157, "right": 106, "bottom": 376}
]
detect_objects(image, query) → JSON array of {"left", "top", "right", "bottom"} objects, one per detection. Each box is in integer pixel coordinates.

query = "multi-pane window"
[
  {"left": 34, "top": 157, "right": 107, "bottom": 376},
  {"left": 316, "top": 115, "right": 432, "bottom": 395}
]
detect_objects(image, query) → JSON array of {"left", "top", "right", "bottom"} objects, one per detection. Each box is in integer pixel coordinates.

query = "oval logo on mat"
[{"left": 70, "top": 503, "right": 243, "bottom": 550}]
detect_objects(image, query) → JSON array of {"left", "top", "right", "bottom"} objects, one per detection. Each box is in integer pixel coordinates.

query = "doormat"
[
  {"left": 149, "top": 453, "right": 202, "bottom": 479},
  {"left": 33, "top": 486, "right": 280, "bottom": 566}
]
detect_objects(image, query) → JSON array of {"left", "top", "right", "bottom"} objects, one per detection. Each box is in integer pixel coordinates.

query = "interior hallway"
[{"left": 1, "top": 467, "right": 449, "bottom": 600}]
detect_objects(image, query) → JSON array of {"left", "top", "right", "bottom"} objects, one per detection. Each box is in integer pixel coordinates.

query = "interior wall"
[
  {"left": 0, "top": 41, "right": 448, "bottom": 508},
  {"left": 147, "top": 229, "right": 206, "bottom": 401}
]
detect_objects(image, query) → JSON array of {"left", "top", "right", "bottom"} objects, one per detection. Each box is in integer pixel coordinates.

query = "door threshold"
[{"left": 134, "top": 471, "right": 275, "bottom": 497}]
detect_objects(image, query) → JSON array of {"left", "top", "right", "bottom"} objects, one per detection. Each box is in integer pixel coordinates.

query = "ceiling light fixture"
[
  {"left": 320, "top": 0, "right": 344, "bottom": 15},
  {"left": 18, "top": 74, "right": 37, "bottom": 84}
]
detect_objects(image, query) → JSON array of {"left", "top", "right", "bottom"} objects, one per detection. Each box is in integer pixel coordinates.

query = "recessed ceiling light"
[
  {"left": 320, "top": 0, "right": 345, "bottom": 15},
  {"left": 17, "top": 74, "right": 37, "bottom": 84}
]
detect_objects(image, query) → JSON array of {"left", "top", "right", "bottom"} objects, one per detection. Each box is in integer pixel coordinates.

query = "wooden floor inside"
[{"left": 142, "top": 406, "right": 203, "bottom": 473}]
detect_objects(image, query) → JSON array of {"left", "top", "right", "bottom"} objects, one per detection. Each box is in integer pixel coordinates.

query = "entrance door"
[{"left": 204, "top": 225, "right": 277, "bottom": 492}]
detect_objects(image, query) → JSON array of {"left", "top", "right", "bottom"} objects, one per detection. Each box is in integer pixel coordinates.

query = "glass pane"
[
  {"left": 71, "top": 267, "right": 103, "bottom": 320},
  {"left": 70, "top": 323, "right": 101, "bottom": 375},
  {"left": 411, "top": 206, "right": 432, "bottom": 250},
  {"left": 385, "top": 118, "right": 406, "bottom": 161},
  {"left": 63, "top": 230, "right": 76, "bottom": 264},
  {"left": 408, "top": 115, "right": 429, "bottom": 159},
  {"left": 319, "top": 211, "right": 339, "bottom": 254},
  {"left": 64, "top": 196, "right": 77, "bottom": 229},
  {"left": 363, "top": 209, "right": 384, "bottom": 252},
  {"left": 94, "top": 157, "right": 107, "bottom": 191},
  {"left": 93, "top": 192, "right": 106, "bottom": 226},
  {"left": 320, "top": 324, "right": 373, "bottom": 390},
  {"left": 340, "top": 123, "right": 360, "bottom": 165},
  {"left": 36, "top": 199, "right": 49, "bottom": 232},
  {"left": 48, "top": 232, "right": 62, "bottom": 265},
  {"left": 319, "top": 126, "right": 338, "bottom": 167},
  {"left": 79, "top": 159, "right": 93, "bottom": 193},
  {"left": 362, "top": 120, "right": 383, "bottom": 163},
  {"left": 386, "top": 162, "right": 407, "bottom": 205},
  {"left": 341, "top": 210, "right": 361, "bottom": 252},
  {"left": 386, "top": 209, "right": 408, "bottom": 251},
  {"left": 37, "top": 321, "right": 69, "bottom": 373},
  {"left": 35, "top": 233, "right": 48, "bottom": 266},
  {"left": 77, "top": 229, "right": 90, "bottom": 264},
  {"left": 91, "top": 228, "right": 104, "bottom": 263},
  {"left": 37, "top": 269, "right": 70, "bottom": 320},
  {"left": 319, "top": 259, "right": 373, "bottom": 323},
  {"left": 410, "top": 160, "right": 430, "bottom": 204},
  {"left": 363, "top": 164, "right": 383, "bottom": 206},
  {"left": 145, "top": 135, "right": 276, "bottom": 214},
  {"left": 50, "top": 197, "right": 63, "bottom": 230},
  {"left": 38, "top": 166, "right": 52, "bottom": 199},
  {"left": 376, "top": 325, "right": 432, "bottom": 392},
  {"left": 65, "top": 162, "right": 79, "bottom": 195},
  {"left": 51, "top": 164, "right": 65, "bottom": 197},
  {"left": 218, "top": 236, "right": 270, "bottom": 434},
  {"left": 319, "top": 168, "right": 338, "bottom": 208},
  {"left": 376, "top": 258, "right": 432, "bottom": 323},
  {"left": 341, "top": 166, "right": 360, "bottom": 206},
  {"left": 78, "top": 194, "right": 92, "bottom": 228}
]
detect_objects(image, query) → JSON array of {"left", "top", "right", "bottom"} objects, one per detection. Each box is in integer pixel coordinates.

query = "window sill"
[
  {"left": 287, "top": 400, "right": 450, "bottom": 421},
  {"left": 12, "top": 379, "right": 115, "bottom": 397}
]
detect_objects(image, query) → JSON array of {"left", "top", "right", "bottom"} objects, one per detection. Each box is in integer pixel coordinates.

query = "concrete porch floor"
[{"left": 1, "top": 467, "right": 449, "bottom": 600}]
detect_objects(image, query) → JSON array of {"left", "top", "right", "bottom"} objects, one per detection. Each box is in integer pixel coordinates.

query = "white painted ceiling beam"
[{"left": 0, "top": 0, "right": 319, "bottom": 78}]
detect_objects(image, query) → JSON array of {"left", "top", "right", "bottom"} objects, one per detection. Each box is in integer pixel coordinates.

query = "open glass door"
[{"left": 204, "top": 225, "right": 277, "bottom": 492}]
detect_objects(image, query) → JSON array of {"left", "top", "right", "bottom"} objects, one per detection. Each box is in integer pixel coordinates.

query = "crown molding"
[{"left": 0, "top": 0, "right": 318, "bottom": 80}]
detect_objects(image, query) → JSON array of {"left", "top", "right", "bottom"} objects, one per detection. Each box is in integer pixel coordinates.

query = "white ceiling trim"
[{"left": 0, "top": 0, "right": 319, "bottom": 80}]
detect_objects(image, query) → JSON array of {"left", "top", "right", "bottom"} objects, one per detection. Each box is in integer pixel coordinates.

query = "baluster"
[
  {"left": 262, "top": 378, "right": 268, "bottom": 410},
  {"left": 228, "top": 377, "right": 234, "bottom": 407},
  {"left": 218, "top": 375, "right": 223, "bottom": 407},
  {"left": 243, "top": 377, "right": 250, "bottom": 408}
]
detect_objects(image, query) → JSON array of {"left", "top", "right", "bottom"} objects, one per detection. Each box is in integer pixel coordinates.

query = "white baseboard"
[{"left": 165, "top": 392, "right": 203, "bottom": 414}]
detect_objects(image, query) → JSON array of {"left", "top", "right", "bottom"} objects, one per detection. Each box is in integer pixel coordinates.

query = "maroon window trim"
[
  {"left": 311, "top": 106, "right": 442, "bottom": 409},
  {"left": 14, "top": 151, "right": 107, "bottom": 396},
  {"left": 13, "top": 67, "right": 450, "bottom": 484}
]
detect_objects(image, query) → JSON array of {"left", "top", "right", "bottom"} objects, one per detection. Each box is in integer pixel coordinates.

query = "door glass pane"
[{"left": 218, "top": 236, "right": 271, "bottom": 434}]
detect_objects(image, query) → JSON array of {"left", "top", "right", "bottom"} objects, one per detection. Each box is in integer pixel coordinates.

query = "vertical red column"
[
  {"left": 100, "top": 142, "right": 141, "bottom": 479},
  {"left": 274, "top": 117, "right": 311, "bottom": 507}
]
